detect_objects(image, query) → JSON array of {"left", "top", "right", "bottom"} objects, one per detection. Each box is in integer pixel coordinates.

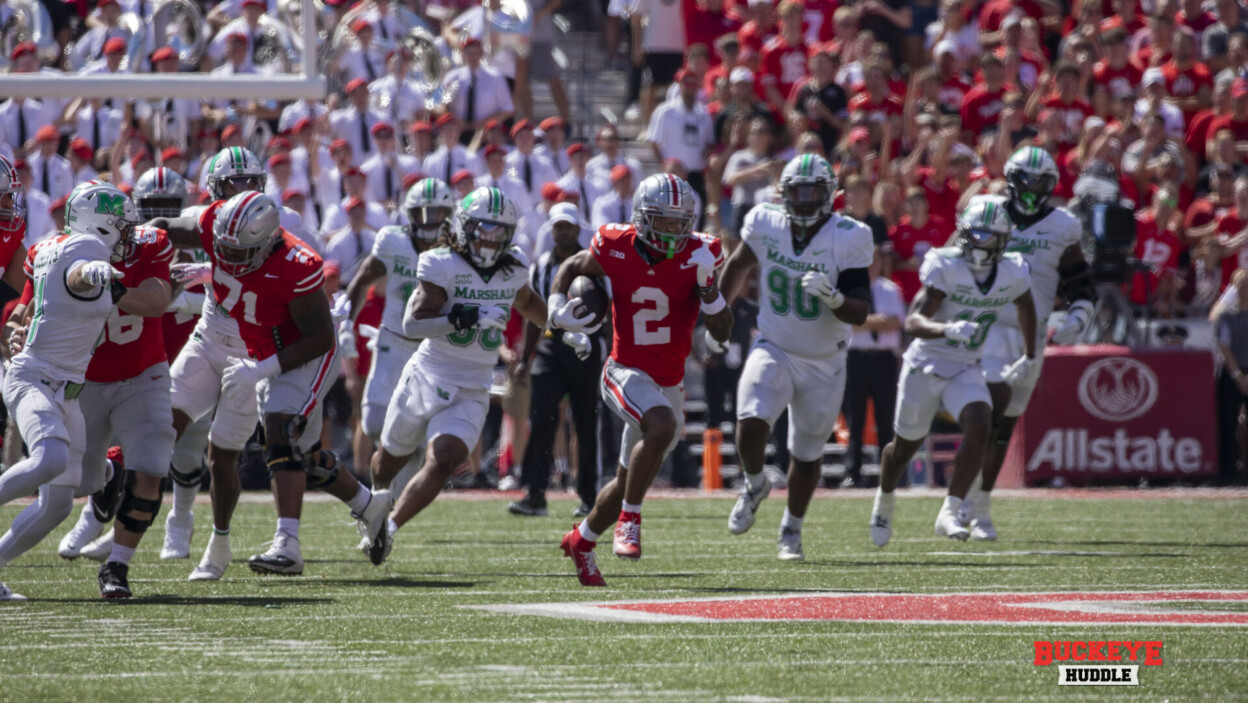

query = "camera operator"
[{"left": 1067, "top": 161, "right": 1139, "bottom": 288}]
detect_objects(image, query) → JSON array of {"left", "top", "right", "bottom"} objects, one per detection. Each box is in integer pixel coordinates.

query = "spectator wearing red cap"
[
  {"left": 645, "top": 68, "right": 715, "bottom": 220},
  {"left": 206, "top": 34, "right": 265, "bottom": 121},
  {"left": 26, "top": 126, "right": 73, "bottom": 202},
  {"left": 505, "top": 120, "right": 561, "bottom": 206},
  {"left": 324, "top": 196, "right": 378, "bottom": 283},
  {"left": 361, "top": 122, "right": 421, "bottom": 205},
  {"left": 440, "top": 35, "right": 514, "bottom": 139},
  {"left": 206, "top": 0, "right": 269, "bottom": 65},
  {"left": 131, "top": 47, "right": 203, "bottom": 145},
  {"left": 67, "top": 138, "right": 99, "bottom": 184},
  {"left": 556, "top": 143, "right": 604, "bottom": 222},
  {"left": 450, "top": 169, "right": 477, "bottom": 199},
  {"left": 332, "top": 16, "right": 387, "bottom": 86},
  {"left": 330, "top": 76, "right": 390, "bottom": 166},
  {"left": 311, "top": 139, "right": 355, "bottom": 222},
  {"left": 590, "top": 163, "right": 637, "bottom": 231},
  {"left": 535, "top": 117, "right": 570, "bottom": 175},
  {"left": 476, "top": 144, "right": 534, "bottom": 216},
  {"left": 406, "top": 121, "right": 435, "bottom": 162},
  {"left": 71, "top": 0, "right": 130, "bottom": 74},
  {"left": 585, "top": 126, "right": 643, "bottom": 194},
  {"left": 278, "top": 98, "right": 330, "bottom": 135},
  {"left": 369, "top": 46, "right": 430, "bottom": 129},
  {"left": 321, "top": 167, "right": 390, "bottom": 235},
  {"left": 422, "top": 114, "right": 482, "bottom": 185}
]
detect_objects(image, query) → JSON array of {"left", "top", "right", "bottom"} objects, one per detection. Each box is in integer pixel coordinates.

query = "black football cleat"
[{"left": 98, "top": 562, "right": 132, "bottom": 599}]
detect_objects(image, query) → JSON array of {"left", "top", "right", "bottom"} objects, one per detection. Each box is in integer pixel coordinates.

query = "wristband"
[
  {"left": 109, "top": 280, "right": 128, "bottom": 304},
  {"left": 548, "top": 293, "right": 568, "bottom": 311},
  {"left": 701, "top": 293, "right": 726, "bottom": 315}
]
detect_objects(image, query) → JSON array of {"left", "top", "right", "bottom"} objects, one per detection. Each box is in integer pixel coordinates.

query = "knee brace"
[
  {"left": 169, "top": 462, "right": 205, "bottom": 488},
  {"left": 116, "top": 472, "right": 163, "bottom": 534},
  {"left": 305, "top": 441, "right": 341, "bottom": 489},
  {"left": 992, "top": 416, "right": 1019, "bottom": 447},
  {"left": 90, "top": 464, "right": 127, "bottom": 524},
  {"left": 265, "top": 443, "right": 303, "bottom": 477}
]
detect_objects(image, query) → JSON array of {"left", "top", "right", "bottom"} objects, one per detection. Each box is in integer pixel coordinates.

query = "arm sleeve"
[
  {"left": 415, "top": 250, "right": 451, "bottom": 290},
  {"left": 918, "top": 252, "right": 947, "bottom": 294}
]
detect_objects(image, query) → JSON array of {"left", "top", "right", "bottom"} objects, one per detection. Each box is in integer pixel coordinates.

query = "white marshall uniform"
[
  {"left": 380, "top": 246, "right": 530, "bottom": 456},
  {"left": 736, "top": 204, "right": 874, "bottom": 461},
  {"left": 4, "top": 235, "right": 115, "bottom": 489},
  {"left": 360, "top": 225, "right": 424, "bottom": 439},
  {"left": 981, "top": 204, "right": 1081, "bottom": 415},
  {"left": 895, "top": 248, "right": 1032, "bottom": 441}
]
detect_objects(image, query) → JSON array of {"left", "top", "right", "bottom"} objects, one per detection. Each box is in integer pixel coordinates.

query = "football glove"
[
  {"left": 337, "top": 319, "right": 357, "bottom": 360},
  {"left": 1002, "top": 356, "right": 1036, "bottom": 386},
  {"left": 81, "top": 261, "right": 124, "bottom": 288},
  {"left": 548, "top": 293, "right": 596, "bottom": 333},
  {"left": 943, "top": 320, "right": 979, "bottom": 344},
  {"left": 1052, "top": 299, "right": 1093, "bottom": 346},
  {"left": 477, "top": 305, "right": 510, "bottom": 331},
  {"left": 221, "top": 355, "right": 280, "bottom": 403},
  {"left": 561, "top": 331, "right": 592, "bottom": 361},
  {"left": 688, "top": 245, "right": 718, "bottom": 291},
  {"left": 801, "top": 271, "right": 844, "bottom": 309},
  {"left": 170, "top": 262, "right": 212, "bottom": 288},
  {"left": 704, "top": 328, "right": 728, "bottom": 355}
]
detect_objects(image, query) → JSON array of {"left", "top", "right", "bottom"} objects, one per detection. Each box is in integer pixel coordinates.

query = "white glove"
[
  {"left": 1002, "top": 356, "right": 1036, "bottom": 385},
  {"left": 477, "top": 305, "right": 510, "bottom": 331},
  {"left": 801, "top": 271, "right": 844, "bottom": 309},
  {"left": 170, "top": 262, "right": 212, "bottom": 288},
  {"left": 330, "top": 291, "right": 352, "bottom": 325},
  {"left": 943, "top": 320, "right": 980, "bottom": 344},
  {"left": 561, "top": 331, "right": 592, "bottom": 361},
  {"left": 688, "top": 245, "right": 717, "bottom": 290},
  {"left": 358, "top": 324, "right": 380, "bottom": 352},
  {"left": 221, "top": 355, "right": 281, "bottom": 402},
  {"left": 1052, "top": 300, "right": 1093, "bottom": 346},
  {"left": 337, "top": 319, "right": 357, "bottom": 359},
  {"left": 548, "top": 293, "right": 595, "bottom": 333},
  {"left": 81, "top": 261, "right": 124, "bottom": 288},
  {"left": 704, "top": 328, "right": 728, "bottom": 355},
  {"left": 168, "top": 290, "right": 204, "bottom": 317}
]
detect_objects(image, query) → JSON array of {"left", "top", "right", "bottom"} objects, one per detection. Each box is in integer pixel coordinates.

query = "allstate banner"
[{"left": 1018, "top": 346, "right": 1218, "bottom": 484}]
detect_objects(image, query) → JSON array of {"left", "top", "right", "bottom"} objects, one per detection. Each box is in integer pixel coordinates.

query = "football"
[{"left": 568, "top": 275, "right": 609, "bottom": 329}]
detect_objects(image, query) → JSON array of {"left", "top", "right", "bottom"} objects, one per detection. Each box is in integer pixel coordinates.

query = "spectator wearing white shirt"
[
  {"left": 67, "top": 97, "right": 124, "bottom": 153},
  {"left": 279, "top": 99, "right": 329, "bottom": 134},
  {"left": 585, "top": 125, "right": 643, "bottom": 195},
  {"left": 78, "top": 35, "right": 131, "bottom": 78},
  {"left": 535, "top": 116, "right": 571, "bottom": 175},
  {"left": 369, "top": 47, "right": 429, "bottom": 129},
  {"left": 337, "top": 17, "right": 388, "bottom": 85},
  {"left": 324, "top": 197, "right": 378, "bottom": 283},
  {"left": 27, "top": 127, "right": 73, "bottom": 202},
  {"left": 0, "top": 94, "right": 53, "bottom": 158},
  {"left": 67, "top": 139, "right": 99, "bottom": 183},
  {"left": 1136, "top": 68, "right": 1186, "bottom": 138},
  {"left": 314, "top": 140, "right": 355, "bottom": 217},
  {"left": 12, "top": 160, "right": 52, "bottom": 247},
  {"left": 590, "top": 164, "right": 635, "bottom": 231},
  {"left": 207, "top": 0, "right": 269, "bottom": 65},
  {"left": 505, "top": 120, "right": 561, "bottom": 207},
  {"left": 41, "top": 194, "right": 69, "bottom": 245},
  {"left": 133, "top": 47, "right": 202, "bottom": 144},
  {"left": 632, "top": 0, "right": 686, "bottom": 122},
  {"left": 71, "top": 0, "right": 132, "bottom": 70},
  {"left": 406, "top": 121, "right": 436, "bottom": 164},
  {"left": 281, "top": 189, "right": 320, "bottom": 237},
  {"left": 207, "top": 34, "right": 264, "bottom": 114},
  {"left": 265, "top": 152, "right": 311, "bottom": 207},
  {"left": 441, "top": 37, "right": 515, "bottom": 142},
  {"left": 360, "top": 122, "right": 422, "bottom": 206},
  {"left": 450, "top": 169, "right": 477, "bottom": 199},
  {"left": 476, "top": 144, "right": 535, "bottom": 216},
  {"left": 645, "top": 69, "right": 716, "bottom": 217},
  {"left": 321, "top": 169, "right": 391, "bottom": 234},
  {"left": 556, "top": 143, "right": 605, "bottom": 224},
  {"left": 422, "top": 114, "right": 483, "bottom": 184},
  {"left": 330, "top": 79, "right": 390, "bottom": 166}
]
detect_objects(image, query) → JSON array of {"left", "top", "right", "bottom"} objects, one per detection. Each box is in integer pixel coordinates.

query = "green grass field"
[{"left": 2, "top": 490, "right": 1247, "bottom": 702}]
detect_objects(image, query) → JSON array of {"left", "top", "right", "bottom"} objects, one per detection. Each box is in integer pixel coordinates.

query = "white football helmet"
[
  {"left": 404, "top": 177, "right": 455, "bottom": 247},
  {"left": 0, "top": 154, "right": 26, "bottom": 240},
  {"left": 632, "top": 173, "right": 696, "bottom": 258},
  {"left": 212, "top": 191, "right": 281, "bottom": 276},
  {"left": 204, "top": 146, "right": 266, "bottom": 202},
  {"left": 65, "top": 182, "right": 139, "bottom": 262},
  {"left": 1004, "top": 146, "right": 1059, "bottom": 217},
  {"left": 453, "top": 186, "right": 517, "bottom": 270},
  {"left": 957, "top": 195, "right": 1013, "bottom": 270},
  {"left": 779, "top": 154, "right": 836, "bottom": 232},
  {"left": 133, "top": 167, "right": 189, "bottom": 220}
]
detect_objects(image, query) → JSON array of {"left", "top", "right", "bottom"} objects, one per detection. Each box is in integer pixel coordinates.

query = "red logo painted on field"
[{"left": 475, "top": 591, "right": 1248, "bottom": 625}]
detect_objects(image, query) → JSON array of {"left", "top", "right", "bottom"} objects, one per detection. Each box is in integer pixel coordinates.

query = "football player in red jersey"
[
  {"left": 0, "top": 155, "right": 31, "bottom": 296},
  {"left": 547, "top": 174, "right": 733, "bottom": 586},
  {"left": 154, "top": 192, "right": 390, "bottom": 577}
]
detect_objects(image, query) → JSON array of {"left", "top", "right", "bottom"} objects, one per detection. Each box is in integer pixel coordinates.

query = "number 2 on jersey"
[
  {"left": 631, "top": 287, "right": 670, "bottom": 345},
  {"left": 213, "top": 268, "right": 259, "bottom": 324}
]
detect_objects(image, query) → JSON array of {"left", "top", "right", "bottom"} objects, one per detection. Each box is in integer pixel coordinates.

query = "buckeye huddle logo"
[{"left": 1034, "top": 640, "right": 1163, "bottom": 686}]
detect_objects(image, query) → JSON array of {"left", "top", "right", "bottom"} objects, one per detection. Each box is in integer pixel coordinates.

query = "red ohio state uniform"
[
  {"left": 87, "top": 226, "right": 174, "bottom": 383},
  {"left": 197, "top": 200, "right": 325, "bottom": 361},
  {"left": 590, "top": 224, "right": 723, "bottom": 387}
]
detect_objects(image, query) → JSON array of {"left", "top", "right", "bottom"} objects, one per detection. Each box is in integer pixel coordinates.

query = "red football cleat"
[
  {"left": 613, "top": 513, "right": 641, "bottom": 561},
  {"left": 561, "top": 526, "right": 606, "bottom": 587}
]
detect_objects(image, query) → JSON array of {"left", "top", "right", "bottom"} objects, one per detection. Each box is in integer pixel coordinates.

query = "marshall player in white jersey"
[
  {"left": 343, "top": 178, "right": 454, "bottom": 483},
  {"left": 717, "top": 155, "right": 873, "bottom": 561},
  {"left": 364, "top": 187, "right": 548, "bottom": 565},
  {"left": 869, "top": 197, "right": 1037, "bottom": 546},
  {"left": 0, "top": 183, "right": 131, "bottom": 601},
  {"left": 963, "top": 147, "right": 1094, "bottom": 541}
]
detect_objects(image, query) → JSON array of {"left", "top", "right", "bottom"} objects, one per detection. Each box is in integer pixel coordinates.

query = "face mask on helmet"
[
  {"left": 408, "top": 205, "right": 451, "bottom": 245},
  {"left": 1008, "top": 171, "right": 1056, "bottom": 215},
  {"left": 0, "top": 189, "right": 26, "bottom": 233},
  {"left": 782, "top": 181, "right": 830, "bottom": 229},
  {"left": 463, "top": 218, "right": 514, "bottom": 269},
  {"left": 214, "top": 239, "right": 271, "bottom": 276},
  {"left": 639, "top": 211, "right": 693, "bottom": 258},
  {"left": 961, "top": 228, "right": 1007, "bottom": 269},
  {"left": 214, "top": 174, "right": 266, "bottom": 200},
  {"left": 136, "top": 195, "right": 183, "bottom": 220}
]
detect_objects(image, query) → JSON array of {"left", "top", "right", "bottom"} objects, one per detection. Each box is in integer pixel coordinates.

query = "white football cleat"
[
  {"left": 247, "top": 532, "right": 304, "bottom": 575},
  {"left": 869, "top": 490, "right": 895, "bottom": 547},
  {"left": 353, "top": 489, "right": 392, "bottom": 543},
  {"left": 0, "top": 581, "right": 26, "bottom": 601},
  {"left": 934, "top": 508, "right": 970, "bottom": 541},
  {"left": 777, "top": 527, "right": 804, "bottom": 562},
  {"left": 59, "top": 508, "right": 105, "bottom": 559},
  {"left": 160, "top": 510, "right": 194, "bottom": 560},
  {"left": 728, "top": 474, "right": 772, "bottom": 535},
  {"left": 189, "top": 532, "right": 232, "bottom": 581},
  {"left": 79, "top": 528, "right": 115, "bottom": 563},
  {"left": 970, "top": 518, "right": 998, "bottom": 541}
]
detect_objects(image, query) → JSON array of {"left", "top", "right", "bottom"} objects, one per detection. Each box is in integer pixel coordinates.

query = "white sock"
[
  {"left": 277, "top": 517, "right": 299, "bottom": 538},
  {"left": 386, "top": 517, "right": 400, "bottom": 535},
  {"left": 746, "top": 471, "right": 765, "bottom": 491},
  {"left": 872, "top": 489, "right": 895, "bottom": 518},
  {"left": 107, "top": 544, "right": 135, "bottom": 565},
  {"left": 781, "top": 509, "right": 803, "bottom": 532},
  {"left": 211, "top": 525, "right": 230, "bottom": 539},
  {"left": 578, "top": 521, "right": 601, "bottom": 542},
  {"left": 976, "top": 489, "right": 992, "bottom": 520},
  {"left": 345, "top": 485, "right": 371, "bottom": 514},
  {"left": 621, "top": 501, "right": 642, "bottom": 515},
  {"left": 80, "top": 506, "right": 103, "bottom": 529},
  {"left": 942, "top": 495, "right": 963, "bottom": 514},
  {"left": 170, "top": 479, "right": 196, "bottom": 519}
]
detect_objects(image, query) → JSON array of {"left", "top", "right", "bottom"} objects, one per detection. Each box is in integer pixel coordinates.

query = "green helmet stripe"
[{"left": 425, "top": 178, "right": 433, "bottom": 201}]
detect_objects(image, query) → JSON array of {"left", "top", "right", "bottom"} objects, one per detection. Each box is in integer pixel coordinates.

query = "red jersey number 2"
[{"left": 631, "top": 287, "right": 670, "bottom": 346}]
